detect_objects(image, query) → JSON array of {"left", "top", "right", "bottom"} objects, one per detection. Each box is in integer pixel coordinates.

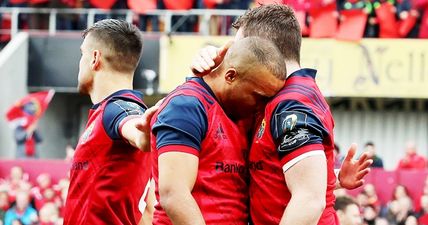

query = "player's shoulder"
[
  {"left": 107, "top": 90, "right": 144, "bottom": 104},
  {"left": 102, "top": 90, "right": 146, "bottom": 121},
  {"left": 175, "top": 79, "right": 215, "bottom": 99},
  {"left": 163, "top": 94, "right": 204, "bottom": 108},
  {"left": 156, "top": 95, "right": 207, "bottom": 123}
]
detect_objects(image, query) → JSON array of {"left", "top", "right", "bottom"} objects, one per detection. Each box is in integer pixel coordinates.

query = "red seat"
[
  {"left": 336, "top": 9, "right": 368, "bottom": 41},
  {"left": 376, "top": 2, "right": 400, "bottom": 38},
  {"left": 0, "top": 14, "right": 12, "bottom": 43},
  {"left": 89, "top": 0, "right": 117, "bottom": 9},
  {"left": 128, "top": 0, "right": 157, "bottom": 13},
  {"left": 309, "top": 2, "right": 338, "bottom": 38}
]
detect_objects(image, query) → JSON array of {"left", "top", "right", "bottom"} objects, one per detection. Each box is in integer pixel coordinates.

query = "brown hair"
[
  {"left": 224, "top": 36, "right": 286, "bottom": 80},
  {"left": 334, "top": 196, "right": 358, "bottom": 212},
  {"left": 233, "top": 4, "right": 301, "bottom": 63},
  {"left": 83, "top": 19, "right": 143, "bottom": 73},
  {"left": 244, "top": 36, "right": 286, "bottom": 80}
]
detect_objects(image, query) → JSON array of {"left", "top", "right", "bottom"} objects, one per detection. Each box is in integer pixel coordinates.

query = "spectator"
[
  {"left": 405, "top": 215, "right": 418, "bottom": 225},
  {"left": 4, "top": 191, "right": 38, "bottom": 225},
  {"left": 335, "top": 195, "right": 363, "bottom": 225},
  {"left": 375, "top": 217, "right": 389, "bottom": 225},
  {"left": 334, "top": 142, "right": 345, "bottom": 169},
  {"left": 14, "top": 123, "right": 42, "bottom": 159},
  {"left": 0, "top": 191, "right": 10, "bottom": 222},
  {"left": 2, "top": 167, "right": 31, "bottom": 203},
  {"left": 418, "top": 195, "right": 428, "bottom": 225},
  {"left": 386, "top": 185, "right": 414, "bottom": 225},
  {"left": 362, "top": 204, "right": 378, "bottom": 225},
  {"left": 364, "top": 184, "right": 381, "bottom": 210},
  {"left": 356, "top": 191, "right": 370, "bottom": 208},
  {"left": 31, "top": 174, "right": 52, "bottom": 210},
  {"left": 397, "top": 142, "right": 427, "bottom": 170},
  {"left": 39, "top": 203, "right": 61, "bottom": 225},
  {"left": 364, "top": 142, "right": 384, "bottom": 168}
]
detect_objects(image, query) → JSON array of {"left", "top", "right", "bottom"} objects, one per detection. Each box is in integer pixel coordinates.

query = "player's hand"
[
  {"left": 190, "top": 40, "right": 233, "bottom": 76},
  {"left": 338, "top": 143, "right": 373, "bottom": 190},
  {"left": 135, "top": 105, "right": 159, "bottom": 152}
]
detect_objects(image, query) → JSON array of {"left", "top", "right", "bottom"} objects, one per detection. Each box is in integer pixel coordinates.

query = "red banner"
[{"left": 5, "top": 90, "right": 55, "bottom": 130}]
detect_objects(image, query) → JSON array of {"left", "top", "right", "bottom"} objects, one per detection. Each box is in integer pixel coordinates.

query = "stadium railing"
[{"left": 0, "top": 7, "right": 246, "bottom": 39}]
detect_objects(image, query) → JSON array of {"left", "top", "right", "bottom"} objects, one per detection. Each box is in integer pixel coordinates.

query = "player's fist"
[{"left": 190, "top": 40, "right": 233, "bottom": 76}]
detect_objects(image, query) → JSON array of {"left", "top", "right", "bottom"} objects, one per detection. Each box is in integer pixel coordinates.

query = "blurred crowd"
[
  {"left": 0, "top": 166, "right": 68, "bottom": 225},
  {"left": 335, "top": 180, "right": 428, "bottom": 225},
  {"left": 0, "top": 140, "right": 427, "bottom": 225},
  {"left": 0, "top": 0, "right": 427, "bottom": 39},
  {"left": 333, "top": 141, "right": 428, "bottom": 225}
]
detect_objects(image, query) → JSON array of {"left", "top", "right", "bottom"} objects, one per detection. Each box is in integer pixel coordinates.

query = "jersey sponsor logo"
[
  {"left": 278, "top": 128, "right": 310, "bottom": 152},
  {"left": 215, "top": 162, "right": 246, "bottom": 174},
  {"left": 214, "top": 124, "right": 227, "bottom": 140},
  {"left": 284, "top": 114, "right": 298, "bottom": 132},
  {"left": 256, "top": 119, "right": 266, "bottom": 139},
  {"left": 79, "top": 122, "right": 95, "bottom": 144},
  {"left": 71, "top": 161, "right": 89, "bottom": 171},
  {"left": 249, "top": 160, "right": 264, "bottom": 171}
]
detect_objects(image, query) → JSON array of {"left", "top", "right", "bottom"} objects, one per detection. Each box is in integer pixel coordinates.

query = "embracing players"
[
  {"left": 63, "top": 19, "right": 155, "bottom": 225},
  {"left": 191, "top": 4, "right": 372, "bottom": 225},
  {"left": 151, "top": 37, "right": 285, "bottom": 225}
]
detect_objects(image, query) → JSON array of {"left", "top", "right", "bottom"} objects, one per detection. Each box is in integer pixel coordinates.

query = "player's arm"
[
  {"left": 270, "top": 101, "right": 328, "bottom": 225},
  {"left": 159, "top": 152, "right": 204, "bottom": 225},
  {"left": 335, "top": 144, "right": 372, "bottom": 190},
  {"left": 139, "top": 179, "right": 156, "bottom": 225},
  {"left": 120, "top": 105, "right": 159, "bottom": 151},
  {"left": 153, "top": 96, "right": 207, "bottom": 225},
  {"left": 103, "top": 97, "right": 157, "bottom": 151},
  {"left": 280, "top": 154, "right": 327, "bottom": 225}
]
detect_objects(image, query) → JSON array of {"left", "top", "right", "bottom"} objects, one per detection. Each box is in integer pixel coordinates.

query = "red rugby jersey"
[
  {"left": 64, "top": 91, "right": 151, "bottom": 225},
  {"left": 249, "top": 69, "right": 337, "bottom": 225},
  {"left": 151, "top": 78, "right": 249, "bottom": 225}
]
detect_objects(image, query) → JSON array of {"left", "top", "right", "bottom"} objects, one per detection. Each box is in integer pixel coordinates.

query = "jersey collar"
[
  {"left": 288, "top": 68, "right": 317, "bottom": 79},
  {"left": 186, "top": 77, "right": 218, "bottom": 101},
  {"left": 92, "top": 89, "right": 143, "bottom": 109}
]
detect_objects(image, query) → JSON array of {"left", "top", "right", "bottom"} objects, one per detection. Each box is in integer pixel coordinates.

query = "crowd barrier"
[
  {"left": 0, "top": 159, "right": 70, "bottom": 183},
  {"left": 347, "top": 168, "right": 428, "bottom": 208},
  {"left": 0, "top": 161, "right": 426, "bottom": 207}
]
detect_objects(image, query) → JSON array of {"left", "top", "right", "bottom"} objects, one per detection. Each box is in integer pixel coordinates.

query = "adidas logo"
[{"left": 214, "top": 124, "right": 227, "bottom": 140}]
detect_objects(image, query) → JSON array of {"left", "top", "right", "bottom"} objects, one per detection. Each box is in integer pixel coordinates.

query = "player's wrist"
[{"left": 335, "top": 169, "right": 342, "bottom": 188}]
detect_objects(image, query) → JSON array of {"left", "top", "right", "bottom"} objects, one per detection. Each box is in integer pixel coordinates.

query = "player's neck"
[
  {"left": 202, "top": 75, "right": 223, "bottom": 103},
  {"left": 285, "top": 61, "right": 301, "bottom": 78},
  {"left": 89, "top": 72, "right": 133, "bottom": 104}
]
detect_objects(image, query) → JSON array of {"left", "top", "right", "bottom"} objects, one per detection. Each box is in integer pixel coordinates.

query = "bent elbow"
[
  {"left": 308, "top": 197, "right": 326, "bottom": 215},
  {"left": 294, "top": 194, "right": 326, "bottom": 216},
  {"left": 159, "top": 186, "right": 174, "bottom": 210}
]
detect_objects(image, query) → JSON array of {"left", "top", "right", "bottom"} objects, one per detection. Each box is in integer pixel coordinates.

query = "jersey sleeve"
[
  {"left": 103, "top": 97, "right": 147, "bottom": 140},
  {"left": 270, "top": 100, "right": 329, "bottom": 172},
  {"left": 152, "top": 95, "right": 208, "bottom": 156}
]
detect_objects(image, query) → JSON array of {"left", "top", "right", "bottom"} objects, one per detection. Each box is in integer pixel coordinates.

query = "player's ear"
[
  {"left": 91, "top": 50, "right": 101, "bottom": 71},
  {"left": 224, "top": 68, "right": 237, "bottom": 84}
]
